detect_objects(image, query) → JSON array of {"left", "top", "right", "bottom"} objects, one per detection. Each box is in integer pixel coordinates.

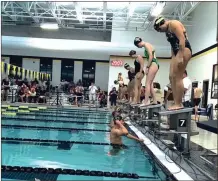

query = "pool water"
[{"left": 2, "top": 108, "right": 167, "bottom": 180}]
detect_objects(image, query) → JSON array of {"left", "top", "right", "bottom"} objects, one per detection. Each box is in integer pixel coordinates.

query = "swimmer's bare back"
[{"left": 194, "top": 88, "right": 202, "bottom": 99}]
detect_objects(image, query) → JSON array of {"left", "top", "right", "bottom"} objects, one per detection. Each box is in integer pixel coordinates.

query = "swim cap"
[
  {"left": 114, "top": 80, "right": 118, "bottom": 84},
  {"left": 124, "top": 63, "right": 130, "bottom": 68},
  {"left": 134, "top": 37, "right": 142, "bottom": 47},
  {"left": 154, "top": 16, "right": 165, "bottom": 31},
  {"left": 129, "top": 50, "right": 136, "bottom": 56}
]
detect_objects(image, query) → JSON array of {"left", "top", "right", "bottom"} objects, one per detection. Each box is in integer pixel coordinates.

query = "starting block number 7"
[{"left": 179, "top": 119, "right": 187, "bottom": 127}]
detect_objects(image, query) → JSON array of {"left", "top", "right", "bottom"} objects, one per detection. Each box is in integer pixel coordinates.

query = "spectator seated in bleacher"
[
  {"left": 98, "top": 90, "right": 107, "bottom": 108},
  {"left": 38, "top": 86, "right": 47, "bottom": 104},
  {"left": 28, "top": 87, "right": 37, "bottom": 103},
  {"left": 75, "top": 84, "right": 84, "bottom": 106}
]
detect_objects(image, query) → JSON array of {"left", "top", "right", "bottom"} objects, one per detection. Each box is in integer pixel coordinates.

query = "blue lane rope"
[
  {"left": 2, "top": 117, "right": 110, "bottom": 124},
  {"left": 1, "top": 165, "right": 157, "bottom": 179},
  {"left": 2, "top": 124, "right": 110, "bottom": 132},
  {"left": 15, "top": 113, "right": 109, "bottom": 119}
]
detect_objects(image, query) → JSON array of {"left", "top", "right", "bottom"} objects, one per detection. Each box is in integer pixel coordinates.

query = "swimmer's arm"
[
  {"left": 144, "top": 43, "right": 153, "bottom": 68},
  {"left": 109, "top": 120, "right": 114, "bottom": 128},
  {"left": 126, "top": 133, "right": 143, "bottom": 142},
  {"left": 115, "top": 123, "right": 128, "bottom": 136},
  {"left": 137, "top": 55, "right": 144, "bottom": 73},
  {"left": 171, "top": 21, "right": 185, "bottom": 58}
]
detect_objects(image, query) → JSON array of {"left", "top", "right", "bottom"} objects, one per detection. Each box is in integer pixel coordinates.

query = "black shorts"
[
  {"left": 194, "top": 98, "right": 201, "bottom": 106},
  {"left": 112, "top": 144, "right": 128, "bottom": 149}
]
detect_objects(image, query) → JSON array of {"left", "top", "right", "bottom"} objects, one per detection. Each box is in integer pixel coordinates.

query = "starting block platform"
[{"left": 155, "top": 108, "right": 193, "bottom": 153}]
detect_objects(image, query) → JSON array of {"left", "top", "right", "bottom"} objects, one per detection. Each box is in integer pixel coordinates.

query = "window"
[
  {"left": 9, "top": 56, "right": 22, "bottom": 79},
  {"left": 82, "top": 61, "right": 95, "bottom": 87},
  {"left": 61, "top": 60, "right": 74, "bottom": 82},
  {"left": 10, "top": 56, "right": 22, "bottom": 67},
  {"left": 40, "top": 58, "right": 52, "bottom": 80}
]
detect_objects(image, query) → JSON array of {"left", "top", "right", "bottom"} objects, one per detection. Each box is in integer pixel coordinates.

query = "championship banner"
[
  {"left": 22, "top": 68, "right": 25, "bottom": 78},
  {"left": 7, "top": 63, "right": 11, "bottom": 75},
  {"left": 17, "top": 67, "right": 21, "bottom": 76},
  {"left": 27, "top": 70, "right": 30, "bottom": 78},
  {"left": 12, "top": 65, "right": 16, "bottom": 75},
  {"left": 1, "top": 62, "right": 4, "bottom": 74}
]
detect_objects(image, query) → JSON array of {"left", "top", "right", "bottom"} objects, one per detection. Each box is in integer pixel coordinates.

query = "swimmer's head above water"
[
  {"left": 153, "top": 16, "right": 168, "bottom": 32},
  {"left": 113, "top": 116, "right": 125, "bottom": 125}
]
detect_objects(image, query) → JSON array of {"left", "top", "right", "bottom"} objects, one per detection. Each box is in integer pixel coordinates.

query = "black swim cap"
[
  {"left": 129, "top": 50, "right": 136, "bottom": 56},
  {"left": 154, "top": 16, "right": 165, "bottom": 31},
  {"left": 114, "top": 80, "right": 118, "bottom": 84},
  {"left": 124, "top": 63, "right": 130, "bottom": 69},
  {"left": 134, "top": 37, "right": 142, "bottom": 47}
]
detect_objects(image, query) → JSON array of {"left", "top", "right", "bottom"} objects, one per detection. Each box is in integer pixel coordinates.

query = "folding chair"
[{"left": 197, "top": 103, "right": 213, "bottom": 122}]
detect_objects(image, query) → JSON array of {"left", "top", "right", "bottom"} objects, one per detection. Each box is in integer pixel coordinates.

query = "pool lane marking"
[
  {"left": 125, "top": 121, "right": 193, "bottom": 181},
  {"left": 2, "top": 137, "right": 140, "bottom": 149},
  {"left": 2, "top": 124, "right": 110, "bottom": 132},
  {"left": 2, "top": 117, "right": 110, "bottom": 124}
]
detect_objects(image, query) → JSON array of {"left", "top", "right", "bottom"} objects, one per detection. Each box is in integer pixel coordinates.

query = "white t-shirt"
[
  {"left": 89, "top": 85, "right": 98, "bottom": 94},
  {"left": 183, "top": 77, "right": 192, "bottom": 102}
]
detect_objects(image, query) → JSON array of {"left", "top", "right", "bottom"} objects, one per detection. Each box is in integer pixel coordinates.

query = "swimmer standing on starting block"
[
  {"left": 154, "top": 16, "right": 192, "bottom": 110},
  {"left": 133, "top": 37, "right": 159, "bottom": 107},
  {"left": 124, "top": 63, "right": 135, "bottom": 104},
  {"left": 109, "top": 116, "right": 143, "bottom": 155},
  {"left": 129, "top": 50, "right": 145, "bottom": 105}
]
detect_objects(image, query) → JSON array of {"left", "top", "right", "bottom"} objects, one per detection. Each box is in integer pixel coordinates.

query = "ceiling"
[{"left": 1, "top": 1, "right": 200, "bottom": 31}]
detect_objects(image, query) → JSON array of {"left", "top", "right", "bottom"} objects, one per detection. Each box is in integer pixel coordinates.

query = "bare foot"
[
  {"left": 139, "top": 101, "right": 150, "bottom": 107},
  {"left": 168, "top": 104, "right": 184, "bottom": 110},
  {"left": 152, "top": 101, "right": 157, "bottom": 105},
  {"left": 131, "top": 102, "right": 137, "bottom": 105}
]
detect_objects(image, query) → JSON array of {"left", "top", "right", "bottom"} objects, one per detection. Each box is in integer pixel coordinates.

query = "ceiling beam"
[
  {"left": 103, "top": 2, "right": 107, "bottom": 30},
  {"left": 125, "top": 2, "right": 133, "bottom": 30},
  {"left": 1, "top": 2, "right": 16, "bottom": 21},
  {"left": 171, "top": 2, "right": 200, "bottom": 22},
  {"left": 14, "top": 2, "right": 39, "bottom": 23},
  {"left": 74, "top": 2, "right": 83, "bottom": 23},
  {"left": 50, "top": 2, "right": 62, "bottom": 26}
]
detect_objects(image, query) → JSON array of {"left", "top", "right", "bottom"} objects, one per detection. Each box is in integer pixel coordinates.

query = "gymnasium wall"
[
  {"left": 1, "top": 56, "right": 109, "bottom": 91},
  {"left": 111, "top": 30, "right": 171, "bottom": 57},
  {"left": 187, "top": 46, "right": 218, "bottom": 107},
  {"left": 108, "top": 56, "right": 171, "bottom": 94}
]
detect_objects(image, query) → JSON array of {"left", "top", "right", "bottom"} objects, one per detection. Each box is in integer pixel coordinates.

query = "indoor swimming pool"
[{"left": 1, "top": 106, "right": 169, "bottom": 180}]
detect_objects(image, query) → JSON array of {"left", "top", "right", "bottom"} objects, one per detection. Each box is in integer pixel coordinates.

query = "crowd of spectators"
[{"left": 1, "top": 77, "right": 108, "bottom": 108}]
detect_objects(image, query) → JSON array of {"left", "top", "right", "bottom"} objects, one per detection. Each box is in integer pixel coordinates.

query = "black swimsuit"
[
  {"left": 134, "top": 59, "right": 144, "bottom": 74},
  {"left": 128, "top": 71, "right": 135, "bottom": 82},
  {"left": 166, "top": 31, "right": 192, "bottom": 56}
]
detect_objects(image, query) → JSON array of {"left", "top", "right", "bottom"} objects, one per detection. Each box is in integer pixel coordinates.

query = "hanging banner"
[
  {"left": 1, "top": 62, "right": 4, "bottom": 74},
  {"left": 7, "top": 63, "right": 11, "bottom": 75},
  {"left": 17, "top": 67, "right": 21, "bottom": 76},
  {"left": 12, "top": 65, "right": 16, "bottom": 75},
  {"left": 37, "top": 72, "right": 39, "bottom": 80},
  {"left": 22, "top": 68, "right": 25, "bottom": 78}
]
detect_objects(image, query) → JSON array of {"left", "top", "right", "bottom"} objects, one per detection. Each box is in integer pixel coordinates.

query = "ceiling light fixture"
[
  {"left": 40, "top": 23, "right": 59, "bottom": 30},
  {"left": 150, "top": 2, "right": 166, "bottom": 17}
]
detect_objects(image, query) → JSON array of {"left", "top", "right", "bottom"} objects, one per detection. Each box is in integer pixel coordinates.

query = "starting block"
[
  {"left": 155, "top": 108, "right": 193, "bottom": 153},
  {"left": 140, "top": 104, "right": 162, "bottom": 119},
  {"left": 139, "top": 104, "right": 162, "bottom": 127}
]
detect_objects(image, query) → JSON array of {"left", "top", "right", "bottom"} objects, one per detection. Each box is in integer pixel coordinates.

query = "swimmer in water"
[{"left": 109, "top": 116, "right": 143, "bottom": 155}]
